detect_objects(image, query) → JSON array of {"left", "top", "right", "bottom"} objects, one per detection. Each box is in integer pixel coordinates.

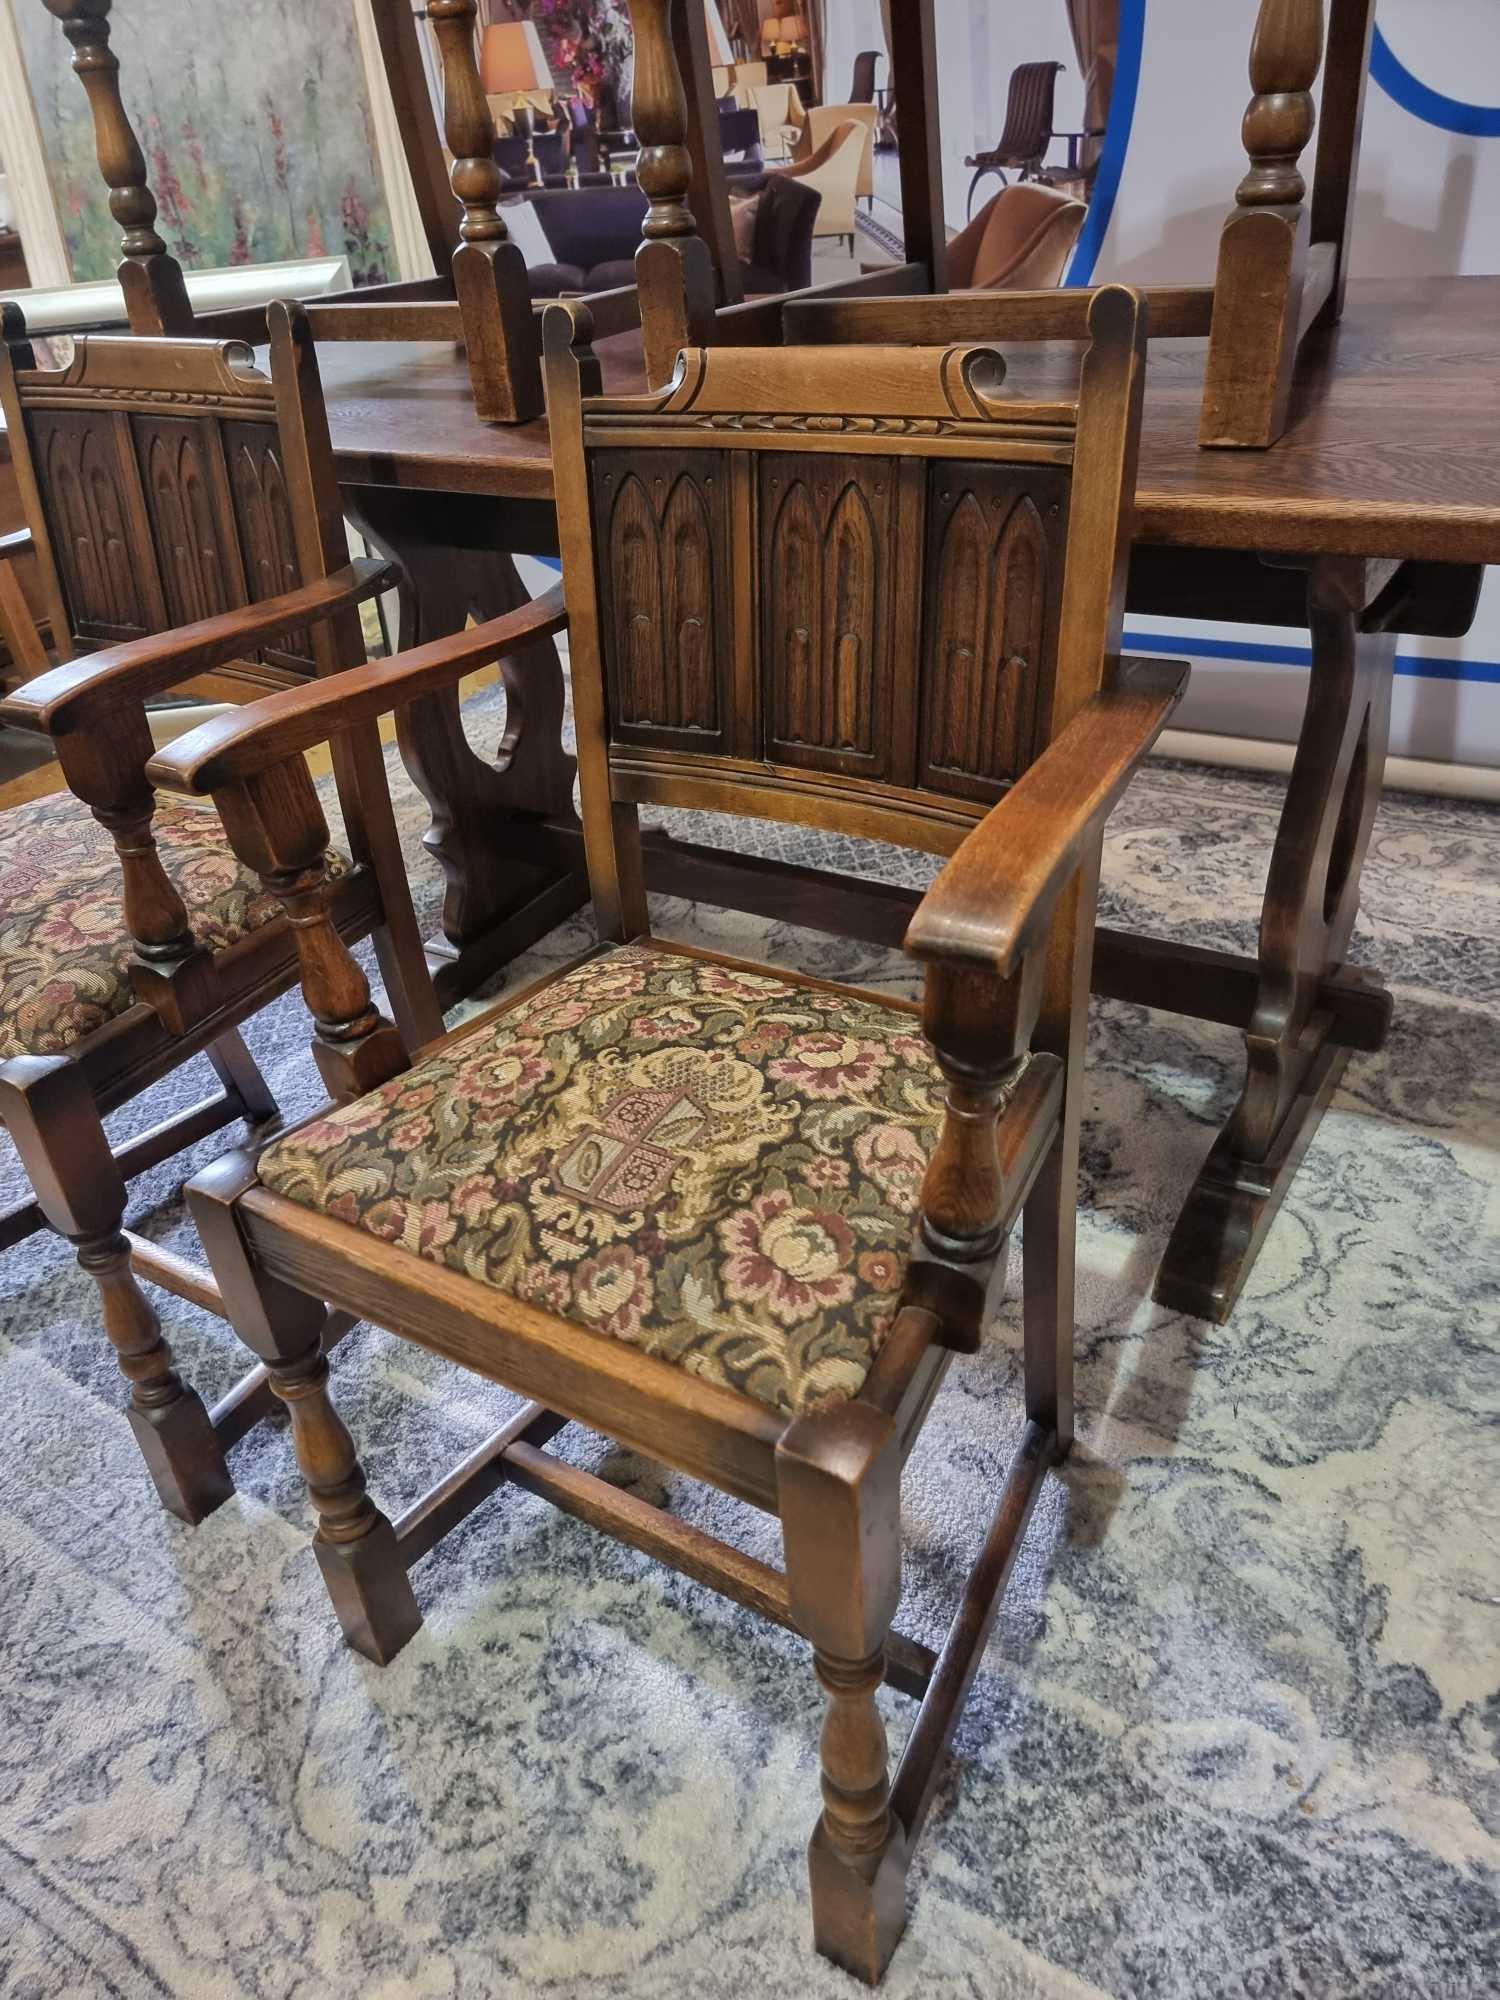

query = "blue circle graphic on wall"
[{"left": 1370, "top": 24, "right": 1500, "bottom": 137}]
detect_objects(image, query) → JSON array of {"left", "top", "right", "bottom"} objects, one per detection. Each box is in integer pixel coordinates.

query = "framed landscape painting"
[{"left": 12, "top": 0, "right": 395, "bottom": 284}]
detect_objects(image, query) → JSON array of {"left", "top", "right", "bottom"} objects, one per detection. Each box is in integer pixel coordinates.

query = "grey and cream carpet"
[{"left": 1, "top": 714, "right": 1497, "bottom": 1998}]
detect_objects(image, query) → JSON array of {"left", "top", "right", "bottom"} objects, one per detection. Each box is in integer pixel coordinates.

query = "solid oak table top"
[{"left": 314, "top": 276, "right": 1500, "bottom": 565}]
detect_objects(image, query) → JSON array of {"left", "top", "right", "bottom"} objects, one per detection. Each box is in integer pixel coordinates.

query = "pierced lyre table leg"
[
  {"left": 1154, "top": 554, "right": 1398, "bottom": 1322},
  {"left": 341, "top": 487, "right": 589, "bottom": 1007}
]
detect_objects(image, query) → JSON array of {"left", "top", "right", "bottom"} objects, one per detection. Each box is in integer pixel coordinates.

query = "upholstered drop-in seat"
[
  {"left": 257, "top": 944, "right": 948, "bottom": 1418},
  {"left": 0, "top": 789, "right": 342, "bottom": 1060}
]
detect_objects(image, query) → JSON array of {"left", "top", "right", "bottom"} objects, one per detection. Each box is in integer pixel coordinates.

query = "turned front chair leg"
[
  {"left": 0, "top": 1055, "right": 233, "bottom": 1523},
  {"left": 778, "top": 1403, "right": 908, "bottom": 1984},
  {"left": 274, "top": 1343, "right": 420, "bottom": 1666},
  {"left": 188, "top": 1153, "right": 421, "bottom": 1664}
]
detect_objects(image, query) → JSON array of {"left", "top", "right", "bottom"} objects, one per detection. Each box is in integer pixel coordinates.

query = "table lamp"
[{"left": 480, "top": 20, "right": 551, "bottom": 183}]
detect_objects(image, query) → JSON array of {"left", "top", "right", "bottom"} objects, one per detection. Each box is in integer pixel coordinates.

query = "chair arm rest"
[
  {"left": 906, "top": 655, "right": 1187, "bottom": 977},
  {"left": 147, "top": 583, "right": 569, "bottom": 795},
  {"left": 0, "top": 526, "right": 35, "bottom": 564},
  {"left": 0, "top": 558, "right": 397, "bottom": 738}
]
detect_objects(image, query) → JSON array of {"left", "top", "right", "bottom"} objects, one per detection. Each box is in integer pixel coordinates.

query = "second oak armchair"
[{"left": 147, "top": 290, "right": 1185, "bottom": 1983}]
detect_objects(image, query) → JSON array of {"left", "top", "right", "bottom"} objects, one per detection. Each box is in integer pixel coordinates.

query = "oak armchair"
[
  {"left": 151, "top": 290, "right": 1184, "bottom": 1982},
  {"left": 0, "top": 304, "right": 440, "bottom": 1527}
]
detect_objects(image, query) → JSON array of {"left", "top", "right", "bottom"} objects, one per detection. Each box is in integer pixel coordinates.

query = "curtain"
[
  {"left": 727, "top": 0, "right": 762, "bottom": 57},
  {"left": 805, "top": 0, "right": 826, "bottom": 103},
  {"left": 1063, "top": 0, "right": 1119, "bottom": 174}
]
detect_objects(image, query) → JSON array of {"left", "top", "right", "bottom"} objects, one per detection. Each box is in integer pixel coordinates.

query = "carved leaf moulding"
[
  {"left": 586, "top": 411, "right": 1077, "bottom": 444},
  {"left": 20, "top": 389, "right": 276, "bottom": 417}
]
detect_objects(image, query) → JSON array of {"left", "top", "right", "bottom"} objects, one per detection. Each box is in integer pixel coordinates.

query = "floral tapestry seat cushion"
[
  {"left": 258, "top": 945, "right": 950, "bottom": 1418},
  {"left": 0, "top": 788, "right": 344, "bottom": 1062}
]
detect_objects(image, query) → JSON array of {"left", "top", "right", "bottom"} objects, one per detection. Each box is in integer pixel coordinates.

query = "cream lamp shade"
[
  {"left": 480, "top": 20, "right": 550, "bottom": 96},
  {"left": 703, "top": 1, "right": 734, "bottom": 66}
]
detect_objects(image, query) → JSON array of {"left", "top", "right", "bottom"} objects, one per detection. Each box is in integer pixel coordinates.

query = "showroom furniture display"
[
  {"left": 0, "top": 308, "right": 441, "bottom": 1523},
  {"left": 962, "top": 59, "right": 1066, "bottom": 216},
  {"left": 158, "top": 289, "right": 1184, "bottom": 1986},
  {"left": 493, "top": 130, "right": 568, "bottom": 187},
  {"left": 32, "top": 0, "right": 645, "bottom": 426},
  {"left": 944, "top": 184, "right": 1087, "bottom": 293},
  {"left": 302, "top": 259, "right": 1493, "bottom": 1323},
  {"left": 36, "top": 0, "right": 1482, "bottom": 1319}
]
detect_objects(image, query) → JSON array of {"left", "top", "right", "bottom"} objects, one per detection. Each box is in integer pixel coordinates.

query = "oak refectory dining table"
[{"left": 309, "top": 277, "right": 1498, "bottom": 1322}]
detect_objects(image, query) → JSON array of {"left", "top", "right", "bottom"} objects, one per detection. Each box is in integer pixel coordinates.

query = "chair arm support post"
[{"left": 210, "top": 761, "right": 411, "bottom": 1103}]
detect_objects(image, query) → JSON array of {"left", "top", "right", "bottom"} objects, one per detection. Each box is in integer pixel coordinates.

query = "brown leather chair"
[{"left": 946, "top": 182, "right": 1086, "bottom": 293}]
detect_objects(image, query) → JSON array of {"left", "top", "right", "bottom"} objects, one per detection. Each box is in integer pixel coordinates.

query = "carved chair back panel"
[
  {"left": 5, "top": 336, "right": 315, "bottom": 676},
  {"left": 576, "top": 342, "right": 1082, "bottom": 823}
]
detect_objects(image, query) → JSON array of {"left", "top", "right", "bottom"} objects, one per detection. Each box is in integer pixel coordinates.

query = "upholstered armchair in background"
[
  {"left": 797, "top": 103, "right": 878, "bottom": 209},
  {"left": 521, "top": 176, "right": 819, "bottom": 296},
  {"left": 945, "top": 183, "right": 1087, "bottom": 292},
  {"left": 751, "top": 81, "right": 807, "bottom": 159}
]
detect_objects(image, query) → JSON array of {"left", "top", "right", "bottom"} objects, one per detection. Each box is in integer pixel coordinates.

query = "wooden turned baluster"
[
  {"left": 778, "top": 1402, "right": 908, "bottom": 1984},
  {"left": 210, "top": 758, "right": 410, "bottom": 1102},
  {"left": 275, "top": 1345, "right": 421, "bottom": 1661},
  {"left": 40, "top": 0, "right": 194, "bottom": 335},
  {"left": 915, "top": 956, "right": 1042, "bottom": 1351},
  {"left": 98, "top": 801, "right": 192, "bottom": 963},
  {"left": 630, "top": 0, "right": 716, "bottom": 389},
  {"left": 813, "top": 1648, "right": 896, "bottom": 1860},
  {"left": 1236, "top": 0, "right": 1324, "bottom": 207},
  {"left": 270, "top": 1344, "right": 419, "bottom": 1661},
  {"left": 427, "top": 0, "right": 543, "bottom": 423},
  {"left": 94, "top": 798, "right": 222, "bottom": 1032},
  {"left": 189, "top": 1154, "right": 422, "bottom": 1663},
  {"left": 1200, "top": 0, "right": 1326, "bottom": 449},
  {"left": 52, "top": 718, "right": 217, "bottom": 1034}
]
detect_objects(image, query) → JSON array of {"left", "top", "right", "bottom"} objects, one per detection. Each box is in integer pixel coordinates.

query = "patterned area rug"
[{"left": 2, "top": 689, "right": 1497, "bottom": 1999}]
